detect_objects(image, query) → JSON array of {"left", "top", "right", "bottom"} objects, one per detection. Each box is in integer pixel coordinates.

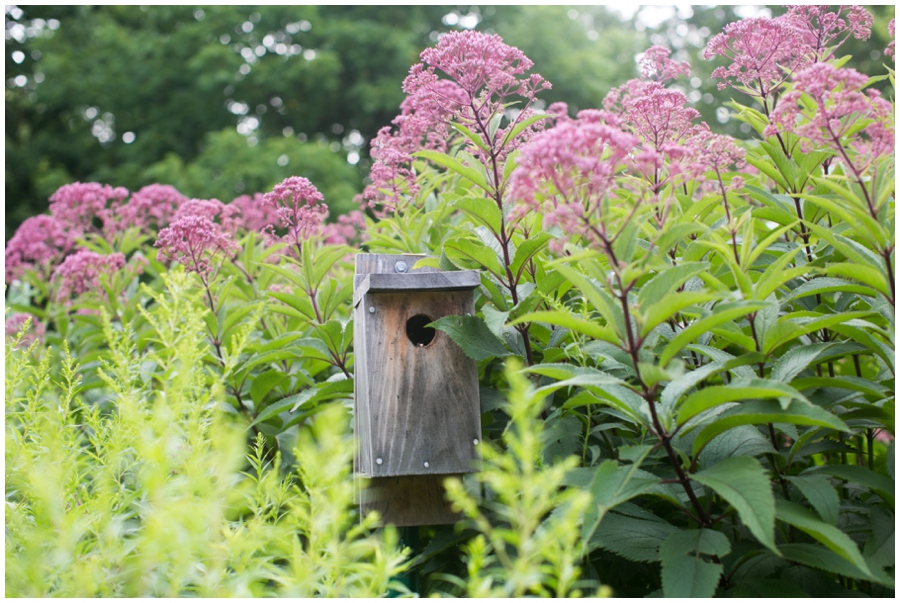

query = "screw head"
[
  {"left": 423, "top": 461, "right": 430, "bottom": 468},
  {"left": 473, "top": 439, "right": 479, "bottom": 446},
  {"left": 394, "top": 261, "right": 409, "bottom": 273},
  {"left": 375, "top": 457, "right": 383, "bottom": 465},
  {"left": 368, "top": 306, "right": 375, "bottom": 314}
]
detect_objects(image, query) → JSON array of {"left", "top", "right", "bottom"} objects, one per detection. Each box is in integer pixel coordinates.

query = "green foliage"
[
  {"left": 5, "top": 274, "right": 406, "bottom": 597},
  {"left": 5, "top": 8, "right": 896, "bottom": 598},
  {"left": 441, "top": 360, "right": 603, "bottom": 597}
]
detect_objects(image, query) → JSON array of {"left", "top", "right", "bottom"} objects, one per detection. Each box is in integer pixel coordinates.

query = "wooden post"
[{"left": 354, "top": 253, "right": 481, "bottom": 526}]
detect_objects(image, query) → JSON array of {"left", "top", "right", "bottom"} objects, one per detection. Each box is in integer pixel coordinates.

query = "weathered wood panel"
[
  {"left": 359, "top": 475, "right": 463, "bottom": 527},
  {"left": 353, "top": 271, "right": 480, "bottom": 306},
  {"left": 354, "top": 253, "right": 480, "bottom": 525},
  {"left": 360, "top": 289, "right": 480, "bottom": 477}
]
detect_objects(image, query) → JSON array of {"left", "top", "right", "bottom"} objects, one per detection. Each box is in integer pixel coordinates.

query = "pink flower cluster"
[
  {"left": 155, "top": 215, "right": 240, "bottom": 278},
  {"left": 603, "top": 48, "right": 713, "bottom": 190},
  {"left": 52, "top": 249, "right": 126, "bottom": 303},
  {"left": 785, "top": 5, "right": 873, "bottom": 61},
  {"left": 887, "top": 19, "right": 895, "bottom": 58},
  {"left": 262, "top": 176, "right": 329, "bottom": 246},
  {"left": 703, "top": 16, "right": 808, "bottom": 99},
  {"left": 362, "top": 31, "right": 550, "bottom": 215},
  {"left": 5, "top": 214, "right": 76, "bottom": 281},
  {"left": 765, "top": 63, "right": 894, "bottom": 165},
  {"left": 704, "top": 6, "right": 875, "bottom": 101},
  {"left": 229, "top": 193, "right": 281, "bottom": 233},
  {"left": 110, "top": 184, "right": 187, "bottom": 234},
  {"left": 5, "top": 312, "right": 46, "bottom": 346},
  {"left": 321, "top": 210, "right": 367, "bottom": 246},
  {"left": 639, "top": 45, "right": 691, "bottom": 83},
  {"left": 509, "top": 110, "right": 638, "bottom": 249},
  {"left": 49, "top": 182, "right": 130, "bottom": 234}
]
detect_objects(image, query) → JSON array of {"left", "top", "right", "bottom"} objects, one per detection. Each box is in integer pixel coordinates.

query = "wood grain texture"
[
  {"left": 354, "top": 253, "right": 481, "bottom": 526},
  {"left": 353, "top": 271, "right": 480, "bottom": 307},
  {"left": 359, "top": 475, "right": 463, "bottom": 527},
  {"left": 360, "top": 289, "right": 480, "bottom": 477}
]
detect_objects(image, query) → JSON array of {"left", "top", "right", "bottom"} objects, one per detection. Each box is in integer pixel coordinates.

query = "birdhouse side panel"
[{"left": 360, "top": 289, "right": 480, "bottom": 477}]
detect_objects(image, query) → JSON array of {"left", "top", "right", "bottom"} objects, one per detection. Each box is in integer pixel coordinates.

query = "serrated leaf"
[
  {"left": 591, "top": 513, "right": 680, "bottom": 561},
  {"left": 660, "top": 352, "right": 765, "bottom": 412},
  {"left": 786, "top": 475, "right": 839, "bottom": 526},
  {"left": 660, "top": 529, "right": 730, "bottom": 598},
  {"left": 864, "top": 509, "right": 895, "bottom": 571},
  {"left": 779, "top": 544, "right": 893, "bottom": 587},
  {"left": 250, "top": 369, "right": 288, "bottom": 406},
  {"left": 691, "top": 399, "right": 848, "bottom": 457},
  {"left": 803, "top": 465, "right": 895, "bottom": 506},
  {"left": 776, "top": 500, "right": 874, "bottom": 578},
  {"left": 431, "top": 315, "right": 510, "bottom": 361},
  {"left": 481, "top": 305, "right": 509, "bottom": 338},
  {"left": 692, "top": 457, "right": 777, "bottom": 554},
  {"left": 770, "top": 342, "right": 842, "bottom": 384},
  {"left": 582, "top": 455, "right": 660, "bottom": 544},
  {"left": 509, "top": 233, "right": 551, "bottom": 284},
  {"left": 697, "top": 425, "right": 776, "bottom": 468}
]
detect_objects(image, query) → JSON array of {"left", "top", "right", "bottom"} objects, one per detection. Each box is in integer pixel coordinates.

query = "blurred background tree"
[{"left": 5, "top": 5, "right": 893, "bottom": 239}]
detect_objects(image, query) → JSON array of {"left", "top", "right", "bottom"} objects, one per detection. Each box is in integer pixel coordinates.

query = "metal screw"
[
  {"left": 394, "top": 261, "right": 409, "bottom": 273},
  {"left": 423, "top": 461, "right": 430, "bottom": 468},
  {"left": 368, "top": 306, "right": 375, "bottom": 314},
  {"left": 375, "top": 457, "right": 383, "bottom": 465},
  {"left": 473, "top": 439, "right": 479, "bottom": 446}
]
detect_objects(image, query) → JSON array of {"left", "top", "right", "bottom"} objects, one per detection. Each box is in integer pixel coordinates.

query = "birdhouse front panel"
[{"left": 356, "top": 287, "right": 480, "bottom": 477}]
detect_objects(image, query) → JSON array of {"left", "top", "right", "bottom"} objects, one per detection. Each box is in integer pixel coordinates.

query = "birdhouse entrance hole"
[{"left": 406, "top": 314, "right": 436, "bottom": 347}]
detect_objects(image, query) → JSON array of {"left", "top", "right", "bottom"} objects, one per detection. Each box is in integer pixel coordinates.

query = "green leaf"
[
  {"left": 786, "top": 475, "right": 839, "bottom": 526},
  {"left": 510, "top": 310, "right": 619, "bottom": 345},
  {"left": 251, "top": 378, "right": 353, "bottom": 427},
  {"left": 591, "top": 512, "right": 680, "bottom": 561},
  {"left": 692, "top": 457, "right": 778, "bottom": 554},
  {"left": 509, "top": 233, "right": 551, "bottom": 284},
  {"left": 784, "top": 277, "right": 877, "bottom": 303},
  {"left": 500, "top": 112, "right": 553, "bottom": 147},
  {"left": 677, "top": 379, "right": 808, "bottom": 426},
  {"left": 641, "top": 290, "right": 719, "bottom": 337},
  {"left": 697, "top": 425, "right": 776, "bottom": 468},
  {"left": 444, "top": 238, "right": 505, "bottom": 278},
  {"left": 660, "top": 530, "right": 730, "bottom": 598},
  {"left": 770, "top": 342, "right": 841, "bottom": 384},
  {"left": 431, "top": 315, "right": 510, "bottom": 361},
  {"left": 636, "top": 262, "right": 710, "bottom": 309},
  {"left": 453, "top": 196, "right": 502, "bottom": 236},
  {"left": 250, "top": 369, "right": 288, "bottom": 406},
  {"left": 692, "top": 399, "right": 849, "bottom": 457},
  {"left": 582, "top": 455, "right": 661, "bottom": 545},
  {"left": 450, "top": 122, "right": 489, "bottom": 152},
  {"left": 803, "top": 465, "right": 895, "bottom": 506},
  {"left": 413, "top": 149, "right": 491, "bottom": 191},
  {"left": 659, "top": 301, "right": 768, "bottom": 366},
  {"left": 660, "top": 352, "right": 765, "bottom": 412},
  {"left": 864, "top": 509, "right": 895, "bottom": 571},
  {"left": 776, "top": 500, "right": 874, "bottom": 578},
  {"left": 780, "top": 544, "right": 893, "bottom": 587}
]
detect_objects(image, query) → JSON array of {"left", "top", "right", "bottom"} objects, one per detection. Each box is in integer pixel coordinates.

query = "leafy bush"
[{"left": 6, "top": 7, "right": 895, "bottom": 597}]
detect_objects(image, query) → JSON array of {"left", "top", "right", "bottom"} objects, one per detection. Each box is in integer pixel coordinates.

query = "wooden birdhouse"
[{"left": 353, "top": 253, "right": 481, "bottom": 526}]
